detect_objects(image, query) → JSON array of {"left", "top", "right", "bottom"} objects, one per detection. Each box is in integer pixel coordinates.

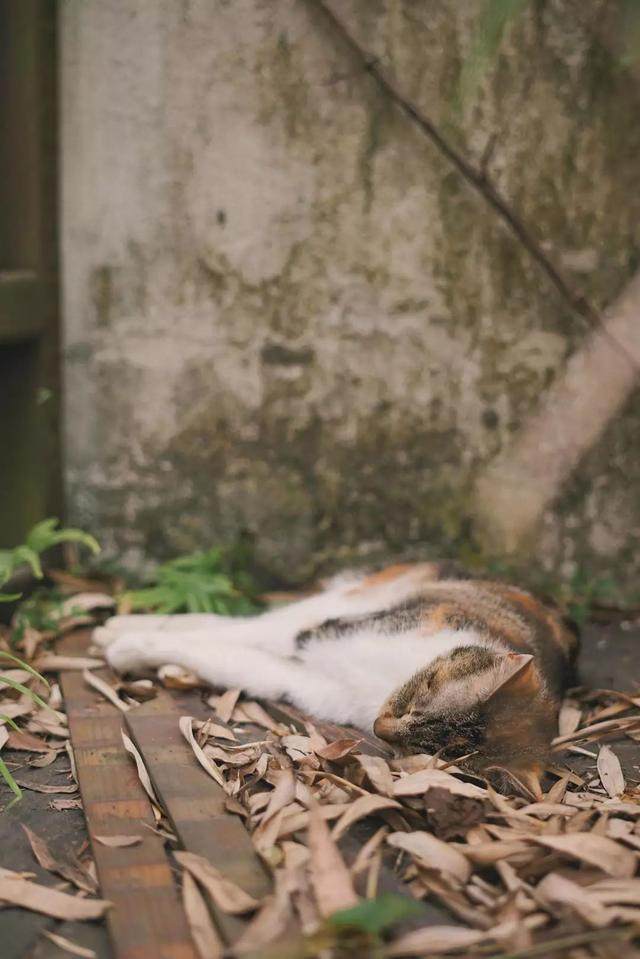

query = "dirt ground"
[{"left": 1, "top": 619, "right": 638, "bottom": 959}]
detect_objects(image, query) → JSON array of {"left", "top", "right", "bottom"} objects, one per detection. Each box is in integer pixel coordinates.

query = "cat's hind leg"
[
  {"left": 96, "top": 563, "right": 430, "bottom": 656},
  {"left": 96, "top": 581, "right": 370, "bottom": 656}
]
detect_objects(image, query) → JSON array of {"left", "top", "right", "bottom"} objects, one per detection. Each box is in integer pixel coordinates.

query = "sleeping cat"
[{"left": 95, "top": 561, "right": 578, "bottom": 796}]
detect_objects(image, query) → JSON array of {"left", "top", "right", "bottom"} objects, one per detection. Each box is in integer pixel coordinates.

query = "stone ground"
[{"left": 1, "top": 619, "right": 638, "bottom": 958}]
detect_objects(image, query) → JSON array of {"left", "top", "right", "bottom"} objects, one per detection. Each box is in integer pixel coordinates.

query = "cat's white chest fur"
[{"left": 298, "top": 628, "right": 480, "bottom": 728}]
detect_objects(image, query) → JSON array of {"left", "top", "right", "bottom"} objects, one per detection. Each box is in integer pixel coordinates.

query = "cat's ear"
[{"left": 483, "top": 652, "right": 539, "bottom": 703}]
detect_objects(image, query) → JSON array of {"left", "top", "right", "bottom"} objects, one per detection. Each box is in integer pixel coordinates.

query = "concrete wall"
[{"left": 60, "top": 0, "right": 640, "bottom": 594}]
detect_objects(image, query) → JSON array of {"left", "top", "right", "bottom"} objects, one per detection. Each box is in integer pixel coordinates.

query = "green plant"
[
  {"left": 0, "top": 518, "right": 98, "bottom": 805},
  {"left": 123, "top": 546, "right": 262, "bottom": 615},
  {"left": 0, "top": 651, "right": 50, "bottom": 806},
  {"left": 0, "top": 518, "right": 100, "bottom": 601},
  {"left": 329, "top": 894, "right": 425, "bottom": 936},
  {"left": 299, "top": 894, "right": 426, "bottom": 957},
  {"left": 10, "top": 588, "right": 69, "bottom": 646}
]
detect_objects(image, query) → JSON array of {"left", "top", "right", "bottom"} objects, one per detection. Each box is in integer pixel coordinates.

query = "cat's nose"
[{"left": 373, "top": 714, "right": 400, "bottom": 742}]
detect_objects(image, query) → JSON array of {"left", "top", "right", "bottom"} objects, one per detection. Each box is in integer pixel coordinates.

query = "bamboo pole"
[{"left": 474, "top": 270, "right": 640, "bottom": 554}]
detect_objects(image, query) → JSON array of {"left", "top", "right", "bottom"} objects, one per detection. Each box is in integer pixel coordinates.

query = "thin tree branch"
[
  {"left": 474, "top": 268, "right": 640, "bottom": 553},
  {"left": 310, "top": 0, "right": 638, "bottom": 375}
]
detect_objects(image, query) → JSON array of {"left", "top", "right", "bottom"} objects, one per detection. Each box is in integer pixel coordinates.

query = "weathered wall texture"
[{"left": 61, "top": 0, "right": 640, "bottom": 593}]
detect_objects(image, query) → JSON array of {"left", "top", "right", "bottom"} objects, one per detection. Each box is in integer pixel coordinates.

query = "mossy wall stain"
[{"left": 61, "top": 0, "right": 640, "bottom": 594}]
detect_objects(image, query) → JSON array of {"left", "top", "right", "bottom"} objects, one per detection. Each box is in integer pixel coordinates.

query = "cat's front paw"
[
  {"left": 93, "top": 615, "right": 142, "bottom": 649},
  {"left": 105, "top": 634, "right": 156, "bottom": 674}
]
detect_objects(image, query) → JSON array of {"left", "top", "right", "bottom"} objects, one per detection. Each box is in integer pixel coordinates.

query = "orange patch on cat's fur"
[
  {"left": 347, "top": 562, "right": 437, "bottom": 594},
  {"left": 503, "top": 587, "right": 576, "bottom": 656},
  {"left": 419, "top": 603, "right": 459, "bottom": 632}
]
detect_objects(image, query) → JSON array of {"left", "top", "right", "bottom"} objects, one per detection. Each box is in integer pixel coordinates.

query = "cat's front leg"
[
  {"left": 104, "top": 630, "right": 296, "bottom": 685},
  {"left": 94, "top": 613, "right": 238, "bottom": 648},
  {"left": 104, "top": 631, "right": 350, "bottom": 722}
]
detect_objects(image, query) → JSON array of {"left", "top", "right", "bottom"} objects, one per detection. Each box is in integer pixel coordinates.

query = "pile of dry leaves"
[
  {"left": 2, "top": 586, "right": 640, "bottom": 958},
  {"left": 164, "top": 682, "right": 640, "bottom": 958},
  {"left": 0, "top": 588, "right": 116, "bottom": 958}
]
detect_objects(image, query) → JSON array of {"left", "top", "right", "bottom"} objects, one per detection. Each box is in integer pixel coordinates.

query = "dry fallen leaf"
[
  {"left": 558, "top": 699, "right": 582, "bottom": 737},
  {"left": 179, "top": 716, "right": 226, "bottom": 789},
  {"left": 276, "top": 803, "right": 350, "bottom": 842},
  {"left": 204, "top": 744, "right": 260, "bottom": 766},
  {"left": 209, "top": 687, "right": 241, "bottom": 724},
  {"left": 0, "top": 874, "right": 110, "bottom": 920},
  {"left": 552, "top": 716, "right": 640, "bottom": 748},
  {"left": 387, "top": 830, "right": 472, "bottom": 884},
  {"left": 6, "top": 729, "right": 51, "bottom": 752},
  {"left": 0, "top": 702, "right": 34, "bottom": 722},
  {"left": 307, "top": 802, "right": 358, "bottom": 917},
  {"left": 83, "top": 669, "right": 129, "bottom": 712},
  {"left": 175, "top": 851, "right": 260, "bottom": 915},
  {"left": 27, "top": 717, "right": 70, "bottom": 739},
  {"left": 588, "top": 878, "right": 640, "bottom": 905},
  {"left": 49, "top": 797, "right": 83, "bottom": 811},
  {"left": 350, "top": 825, "right": 389, "bottom": 878},
  {"left": 20, "top": 625, "right": 46, "bottom": 660},
  {"left": 517, "top": 801, "right": 576, "bottom": 819},
  {"left": 60, "top": 591, "right": 115, "bottom": 613},
  {"left": 66, "top": 740, "right": 78, "bottom": 784},
  {"left": 356, "top": 753, "right": 394, "bottom": 796},
  {"left": 0, "top": 667, "right": 39, "bottom": 686},
  {"left": 281, "top": 735, "right": 316, "bottom": 763},
  {"left": 393, "top": 768, "right": 487, "bottom": 799},
  {"left": 29, "top": 750, "right": 59, "bottom": 767},
  {"left": 315, "top": 738, "right": 362, "bottom": 761},
  {"left": 261, "top": 768, "right": 296, "bottom": 826},
  {"left": 34, "top": 655, "right": 104, "bottom": 672},
  {"left": 253, "top": 808, "right": 288, "bottom": 856},
  {"left": 22, "top": 825, "right": 97, "bottom": 893},
  {"left": 546, "top": 774, "right": 570, "bottom": 803},
  {"left": 194, "top": 718, "right": 237, "bottom": 742},
  {"left": 331, "top": 793, "right": 401, "bottom": 841},
  {"left": 120, "top": 730, "right": 161, "bottom": 808},
  {"left": 120, "top": 678, "right": 156, "bottom": 702},
  {"left": 182, "top": 870, "right": 223, "bottom": 959},
  {"left": 537, "top": 872, "right": 612, "bottom": 928},
  {"left": 531, "top": 833, "right": 637, "bottom": 878},
  {"left": 41, "top": 931, "right": 97, "bottom": 958},
  {"left": 14, "top": 779, "right": 79, "bottom": 795},
  {"left": 158, "top": 664, "right": 203, "bottom": 690},
  {"left": 597, "top": 745, "right": 625, "bottom": 799},
  {"left": 424, "top": 788, "right": 487, "bottom": 840},
  {"left": 385, "top": 923, "right": 491, "bottom": 957},
  {"left": 235, "top": 701, "right": 284, "bottom": 733},
  {"left": 93, "top": 834, "right": 142, "bottom": 848},
  {"left": 233, "top": 873, "right": 294, "bottom": 955}
]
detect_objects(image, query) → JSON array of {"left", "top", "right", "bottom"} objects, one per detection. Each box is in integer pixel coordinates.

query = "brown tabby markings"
[
  {"left": 338, "top": 563, "right": 577, "bottom": 793},
  {"left": 347, "top": 562, "right": 433, "bottom": 593}
]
